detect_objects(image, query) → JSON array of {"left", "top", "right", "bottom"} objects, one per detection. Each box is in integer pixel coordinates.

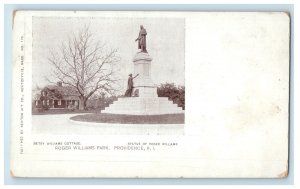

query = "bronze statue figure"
[
  {"left": 135, "top": 25, "right": 147, "bottom": 53},
  {"left": 125, "top": 73, "right": 139, "bottom": 97}
]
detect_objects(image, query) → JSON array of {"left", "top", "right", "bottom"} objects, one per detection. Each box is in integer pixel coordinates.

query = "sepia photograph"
[{"left": 31, "top": 17, "right": 185, "bottom": 135}]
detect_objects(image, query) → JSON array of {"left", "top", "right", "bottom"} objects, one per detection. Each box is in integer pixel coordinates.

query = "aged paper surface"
[{"left": 11, "top": 11, "right": 289, "bottom": 178}]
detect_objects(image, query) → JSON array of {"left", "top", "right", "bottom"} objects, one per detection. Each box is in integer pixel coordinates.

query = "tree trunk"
[
  {"left": 83, "top": 98, "right": 88, "bottom": 110},
  {"left": 78, "top": 96, "right": 89, "bottom": 110},
  {"left": 78, "top": 96, "right": 85, "bottom": 110}
]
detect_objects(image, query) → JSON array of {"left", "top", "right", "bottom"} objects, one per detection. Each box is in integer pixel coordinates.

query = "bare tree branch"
[{"left": 47, "top": 25, "right": 121, "bottom": 109}]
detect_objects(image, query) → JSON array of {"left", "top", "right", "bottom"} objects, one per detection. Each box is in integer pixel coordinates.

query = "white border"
[{"left": 1, "top": 0, "right": 297, "bottom": 188}]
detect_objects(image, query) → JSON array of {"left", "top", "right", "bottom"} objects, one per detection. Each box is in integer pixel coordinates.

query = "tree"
[
  {"left": 157, "top": 83, "right": 185, "bottom": 110},
  {"left": 47, "top": 25, "right": 120, "bottom": 110}
]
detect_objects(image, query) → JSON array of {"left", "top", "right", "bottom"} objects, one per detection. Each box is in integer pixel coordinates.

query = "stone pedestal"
[
  {"left": 102, "top": 52, "right": 184, "bottom": 115},
  {"left": 132, "top": 52, "right": 157, "bottom": 98}
]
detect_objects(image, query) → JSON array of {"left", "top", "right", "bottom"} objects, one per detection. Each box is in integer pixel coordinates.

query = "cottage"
[{"left": 33, "top": 82, "right": 80, "bottom": 110}]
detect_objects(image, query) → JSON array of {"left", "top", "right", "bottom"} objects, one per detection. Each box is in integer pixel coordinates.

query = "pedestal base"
[
  {"left": 101, "top": 97, "right": 184, "bottom": 115},
  {"left": 102, "top": 52, "right": 184, "bottom": 115},
  {"left": 133, "top": 86, "right": 157, "bottom": 98}
]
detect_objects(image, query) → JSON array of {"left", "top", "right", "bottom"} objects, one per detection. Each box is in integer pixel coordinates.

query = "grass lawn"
[
  {"left": 32, "top": 109, "right": 98, "bottom": 115},
  {"left": 70, "top": 113, "right": 184, "bottom": 124}
]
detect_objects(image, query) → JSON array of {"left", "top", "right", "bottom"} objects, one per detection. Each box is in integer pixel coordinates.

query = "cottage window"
[
  {"left": 47, "top": 100, "right": 49, "bottom": 105},
  {"left": 43, "top": 100, "right": 45, "bottom": 105},
  {"left": 35, "top": 101, "right": 38, "bottom": 106},
  {"left": 58, "top": 100, "right": 61, "bottom": 105}
]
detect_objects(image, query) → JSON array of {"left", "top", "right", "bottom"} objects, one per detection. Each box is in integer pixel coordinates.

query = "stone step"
[
  {"left": 109, "top": 105, "right": 181, "bottom": 111},
  {"left": 112, "top": 104, "right": 168, "bottom": 108},
  {"left": 113, "top": 100, "right": 174, "bottom": 104},
  {"left": 105, "top": 103, "right": 182, "bottom": 108},
  {"left": 107, "top": 107, "right": 183, "bottom": 111},
  {"left": 117, "top": 96, "right": 168, "bottom": 99},
  {"left": 115, "top": 98, "right": 176, "bottom": 104},
  {"left": 111, "top": 101, "right": 178, "bottom": 106},
  {"left": 103, "top": 108, "right": 183, "bottom": 111},
  {"left": 115, "top": 98, "right": 172, "bottom": 102},
  {"left": 102, "top": 110, "right": 184, "bottom": 115},
  {"left": 116, "top": 97, "right": 170, "bottom": 102},
  {"left": 103, "top": 97, "right": 184, "bottom": 115},
  {"left": 102, "top": 107, "right": 184, "bottom": 114}
]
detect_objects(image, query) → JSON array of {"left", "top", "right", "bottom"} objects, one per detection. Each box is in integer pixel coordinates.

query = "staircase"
[{"left": 101, "top": 97, "right": 184, "bottom": 115}]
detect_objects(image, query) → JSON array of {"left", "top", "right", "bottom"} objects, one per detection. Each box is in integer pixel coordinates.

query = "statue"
[
  {"left": 135, "top": 25, "right": 147, "bottom": 53},
  {"left": 124, "top": 73, "right": 139, "bottom": 97}
]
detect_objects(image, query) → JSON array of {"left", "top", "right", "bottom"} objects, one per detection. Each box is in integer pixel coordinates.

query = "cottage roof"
[{"left": 45, "top": 85, "right": 80, "bottom": 96}]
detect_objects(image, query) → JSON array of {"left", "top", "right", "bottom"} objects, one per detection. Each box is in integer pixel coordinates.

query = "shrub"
[
  {"left": 85, "top": 95, "right": 118, "bottom": 110},
  {"left": 157, "top": 83, "right": 185, "bottom": 110}
]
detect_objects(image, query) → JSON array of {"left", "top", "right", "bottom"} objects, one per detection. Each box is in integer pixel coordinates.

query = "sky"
[{"left": 32, "top": 16, "right": 185, "bottom": 92}]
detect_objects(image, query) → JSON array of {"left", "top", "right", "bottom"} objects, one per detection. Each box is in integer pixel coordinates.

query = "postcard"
[{"left": 11, "top": 11, "right": 290, "bottom": 178}]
